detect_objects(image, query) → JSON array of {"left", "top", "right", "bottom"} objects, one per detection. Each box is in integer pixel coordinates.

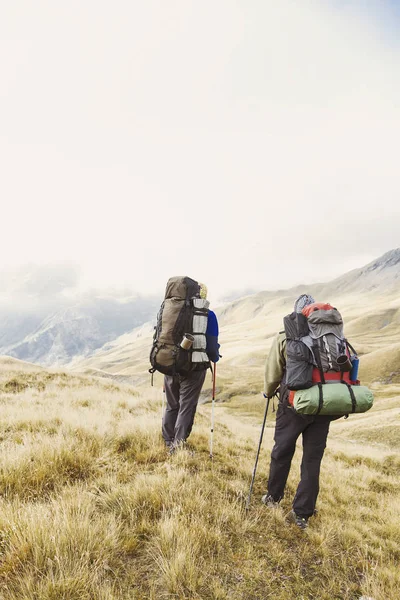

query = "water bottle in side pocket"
[{"left": 350, "top": 356, "right": 359, "bottom": 383}]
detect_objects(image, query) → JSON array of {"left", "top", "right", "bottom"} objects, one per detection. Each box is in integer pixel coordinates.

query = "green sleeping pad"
[{"left": 293, "top": 383, "right": 374, "bottom": 416}]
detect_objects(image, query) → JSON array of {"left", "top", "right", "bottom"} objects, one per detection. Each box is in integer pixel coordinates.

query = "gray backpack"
[
  {"left": 284, "top": 304, "right": 373, "bottom": 416},
  {"left": 149, "top": 276, "right": 210, "bottom": 377},
  {"left": 284, "top": 304, "right": 355, "bottom": 390}
]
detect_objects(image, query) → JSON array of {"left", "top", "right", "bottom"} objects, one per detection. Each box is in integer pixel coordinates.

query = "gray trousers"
[{"left": 162, "top": 369, "right": 207, "bottom": 445}]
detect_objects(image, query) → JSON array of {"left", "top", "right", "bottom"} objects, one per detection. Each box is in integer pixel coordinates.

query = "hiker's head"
[
  {"left": 294, "top": 294, "right": 315, "bottom": 313},
  {"left": 199, "top": 283, "right": 208, "bottom": 300}
]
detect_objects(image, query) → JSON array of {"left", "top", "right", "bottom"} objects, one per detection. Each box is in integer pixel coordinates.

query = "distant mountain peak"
[{"left": 365, "top": 248, "right": 400, "bottom": 272}]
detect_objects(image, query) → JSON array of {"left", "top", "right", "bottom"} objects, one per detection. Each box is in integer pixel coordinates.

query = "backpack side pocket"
[{"left": 286, "top": 340, "right": 313, "bottom": 390}]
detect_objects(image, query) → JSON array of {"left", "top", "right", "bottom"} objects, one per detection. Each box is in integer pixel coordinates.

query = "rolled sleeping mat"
[{"left": 293, "top": 383, "right": 374, "bottom": 416}]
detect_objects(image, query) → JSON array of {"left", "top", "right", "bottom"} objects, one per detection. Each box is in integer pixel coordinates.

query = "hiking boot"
[
  {"left": 288, "top": 510, "right": 309, "bottom": 530},
  {"left": 261, "top": 494, "right": 279, "bottom": 509},
  {"left": 168, "top": 440, "right": 195, "bottom": 456}
]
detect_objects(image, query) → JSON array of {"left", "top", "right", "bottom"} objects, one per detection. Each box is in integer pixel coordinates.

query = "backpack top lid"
[
  {"left": 302, "top": 302, "right": 344, "bottom": 338},
  {"left": 301, "top": 302, "right": 335, "bottom": 318},
  {"left": 165, "top": 276, "right": 200, "bottom": 301}
]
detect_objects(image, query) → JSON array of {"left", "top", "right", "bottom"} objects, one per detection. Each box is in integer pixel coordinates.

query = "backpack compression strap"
[{"left": 313, "top": 341, "right": 326, "bottom": 385}]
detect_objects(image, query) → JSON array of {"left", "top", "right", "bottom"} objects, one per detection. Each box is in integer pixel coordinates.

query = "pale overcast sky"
[{"left": 1, "top": 0, "right": 399, "bottom": 300}]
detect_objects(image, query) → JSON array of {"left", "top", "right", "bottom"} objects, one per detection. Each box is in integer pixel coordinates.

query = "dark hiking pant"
[
  {"left": 267, "top": 403, "right": 331, "bottom": 518},
  {"left": 162, "top": 369, "right": 207, "bottom": 445}
]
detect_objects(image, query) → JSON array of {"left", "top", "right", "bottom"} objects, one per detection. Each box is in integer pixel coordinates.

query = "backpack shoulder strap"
[{"left": 345, "top": 339, "right": 357, "bottom": 355}]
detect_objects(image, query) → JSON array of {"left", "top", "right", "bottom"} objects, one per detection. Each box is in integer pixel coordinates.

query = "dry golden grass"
[{"left": 0, "top": 357, "right": 398, "bottom": 599}]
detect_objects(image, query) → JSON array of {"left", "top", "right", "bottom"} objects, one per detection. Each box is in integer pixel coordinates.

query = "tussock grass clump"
[
  {"left": 0, "top": 370, "right": 77, "bottom": 395},
  {"left": 347, "top": 424, "right": 400, "bottom": 448},
  {"left": 0, "top": 490, "right": 128, "bottom": 599},
  {"left": 0, "top": 364, "right": 398, "bottom": 598},
  {"left": 111, "top": 428, "right": 166, "bottom": 464},
  {"left": 0, "top": 433, "right": 102, "bottom": 500},
  {"left": 381, "top": 453, "right": 400, "bottom": 475}
]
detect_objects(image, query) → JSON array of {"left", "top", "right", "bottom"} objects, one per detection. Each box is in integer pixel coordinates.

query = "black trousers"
[
  {"left": 162, "top": 369, "right": 207, "bottom": 445},
  {"left": 267, "top": 402, "right": 331, "bottom": 518}
]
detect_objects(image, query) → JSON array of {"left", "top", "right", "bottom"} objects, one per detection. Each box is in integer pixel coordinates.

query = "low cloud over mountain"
[{"left": 0, "top": 264, "right": 160, "bottom": 366}]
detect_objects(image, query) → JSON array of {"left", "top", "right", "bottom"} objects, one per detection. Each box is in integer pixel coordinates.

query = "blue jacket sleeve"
[{"left": 206, "top": 310, "right": 220, "bottom": 363}]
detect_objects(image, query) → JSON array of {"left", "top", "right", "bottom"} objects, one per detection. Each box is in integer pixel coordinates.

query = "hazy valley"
[{"left": 0, "top": 264, "right": 160, "bottom": 367}]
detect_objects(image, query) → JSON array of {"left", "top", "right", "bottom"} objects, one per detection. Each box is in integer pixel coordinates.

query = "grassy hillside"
[{"left": 0, "top": 358, "right": 398, "bottom": 599}]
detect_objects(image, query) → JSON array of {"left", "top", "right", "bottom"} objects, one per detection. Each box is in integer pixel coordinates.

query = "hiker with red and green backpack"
[
  {"left": 262, "top": 294, "right": 373, "bottom": 529},
  {"left": 149, "top": 276, "right": 220, "bottom": 453}
]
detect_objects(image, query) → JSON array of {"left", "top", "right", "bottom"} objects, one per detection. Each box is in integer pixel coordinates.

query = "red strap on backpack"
[{"left": 312, "top": 369, "right": 351, "bottom": 384}]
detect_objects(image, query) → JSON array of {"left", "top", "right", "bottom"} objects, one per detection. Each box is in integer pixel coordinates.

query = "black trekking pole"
[{"left": 245, "top": 393, "right": 271, "bottom": 512}]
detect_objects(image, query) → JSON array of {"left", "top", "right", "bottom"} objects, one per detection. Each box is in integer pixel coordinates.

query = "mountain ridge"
[
  {"left": 74, "top": 247, "right": 400, "bottom": 388},
  {"left": 1, "top": 248, "right": 399, "bottom": 369}
]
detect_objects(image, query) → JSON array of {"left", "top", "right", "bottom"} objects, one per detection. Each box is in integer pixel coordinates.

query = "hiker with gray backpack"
[
  {"left": 149, "top": 277, "right": 220, "bottom": 454},
  {"left": 260, "top": 294, "right": 373, "bottom": 529}
]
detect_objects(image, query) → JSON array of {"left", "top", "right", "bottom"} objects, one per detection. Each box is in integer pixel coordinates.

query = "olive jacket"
[{"left": 264, "top": 331, "right": 287, "bottom": 398}]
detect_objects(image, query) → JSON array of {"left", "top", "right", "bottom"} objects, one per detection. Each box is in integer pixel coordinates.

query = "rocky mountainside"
[
  {"left": 0, "top": 263, "right": 160, "bottom": 366},
  {"left": 217, "top": 248, "right": 400, "bottom": 326},
  {"left": 0, "top": 296, "right": 160, "bottom": 367},
  {"left": 313, "top": 247, "right": 400, "bottom": 297}
]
